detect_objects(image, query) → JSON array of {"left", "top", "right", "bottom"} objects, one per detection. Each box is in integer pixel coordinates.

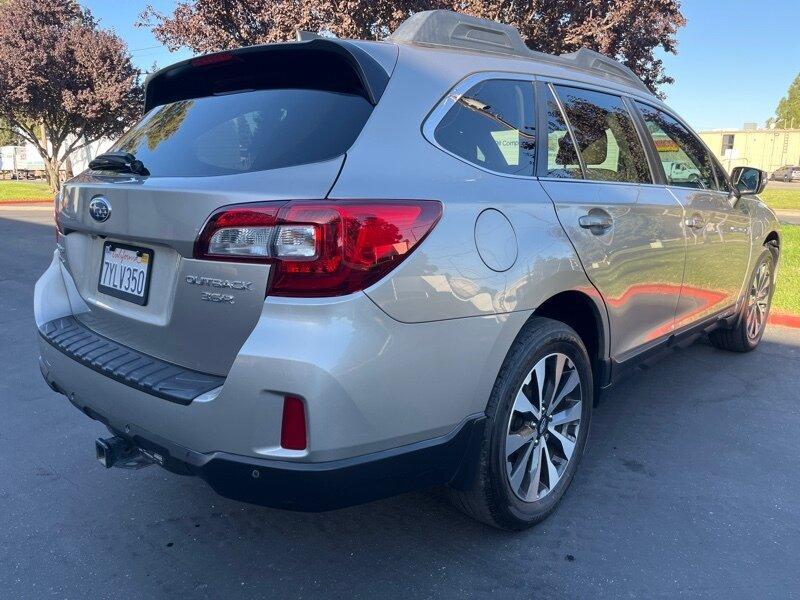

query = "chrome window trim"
[
  {"left": 539, "top": 75, "right": 660, "bottom": 109},
  {"left": 622, "top": 95, "right": 661, "bottom": 185},
  {"left": 545, "top": 82, "right": 587, "bottom": 179},
  {"left": 421, "top": 71, "right": 538, "bottom": 180},
  {"left": 537, "top": 176, "right": 667, "bottom": 190}
]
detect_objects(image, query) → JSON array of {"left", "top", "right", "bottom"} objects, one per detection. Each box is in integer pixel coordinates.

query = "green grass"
[
  {"left": 761, "top": 187, "right": 800, "bottom": 211},
  {"left": 774, "top": 224, "right": 800, "bottom": 314},
  {"left": 0, "top": 180, "right": 52, "bottom": 202}
]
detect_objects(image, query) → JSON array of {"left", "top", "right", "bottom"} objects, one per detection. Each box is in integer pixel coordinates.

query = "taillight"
[
  {"left": 195, "top": 203, "right": 282, "bottom": 260},
  {"left": 191, "top": 52, "right": 236, "bottom": 67},
  {"left": 194, "top": 200, "right": 442, "bottom": 297}
]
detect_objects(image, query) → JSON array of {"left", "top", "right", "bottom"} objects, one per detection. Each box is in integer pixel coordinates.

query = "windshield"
[{"left": 111, "top": 88, "right": 373, "bottom": 177}]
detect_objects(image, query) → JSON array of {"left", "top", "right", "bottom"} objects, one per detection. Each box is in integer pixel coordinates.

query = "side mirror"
[{"left": 731, "top": 166, "right": 767, "bottom": 195}]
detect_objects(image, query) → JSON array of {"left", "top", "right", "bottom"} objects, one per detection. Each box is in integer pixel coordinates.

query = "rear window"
[{"left": 111, "top": 89, "right": 372, "bottom": 177}]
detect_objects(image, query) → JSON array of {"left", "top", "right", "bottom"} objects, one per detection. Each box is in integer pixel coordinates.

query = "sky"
[{"left": 82, "top": 0, "right": 799, "bottom": 131}]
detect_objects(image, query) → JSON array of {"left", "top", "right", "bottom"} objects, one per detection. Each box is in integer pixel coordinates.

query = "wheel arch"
[
  {"left": 530, "top": 289, "right": 610, "bottom": 389},
  {"left": 764, "top": 230, "right": 780, "bottom": 251}
]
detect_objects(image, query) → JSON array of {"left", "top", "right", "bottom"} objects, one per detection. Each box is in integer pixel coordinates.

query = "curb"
[
  {"left": 0, "top": 201, "right": 52, "bottom": 211},
  {"left": 769, "top": 312, "right": 800, "bottom": 329}
]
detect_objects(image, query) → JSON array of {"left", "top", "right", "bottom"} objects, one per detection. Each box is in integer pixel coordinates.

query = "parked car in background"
[
  {"left": 771, "top": 165, "right": 800, "bottom": 182},
  {"left": 664, "top": 160, "right": 702, "bottom": 184},
  {"left": 35, "top": 10, "right": 780, "bottom": 530}
]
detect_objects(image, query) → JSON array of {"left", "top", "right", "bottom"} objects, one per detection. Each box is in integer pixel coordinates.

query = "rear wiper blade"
[{"left": 89, "top": 152, "right": 150, "bottom": 176}]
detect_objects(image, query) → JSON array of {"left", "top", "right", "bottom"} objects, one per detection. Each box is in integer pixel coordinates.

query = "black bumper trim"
[
  {"left": 77, "top": 401, "right": 486, "bottom": 512},
  {"left": 39, "top": 316, "right": 225, "bottom": 405},
  {"left": 192, "top": 417, "right": 486, "bottom": 511}
]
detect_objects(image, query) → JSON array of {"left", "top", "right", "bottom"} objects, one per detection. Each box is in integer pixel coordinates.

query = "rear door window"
[
  {"left": 110, "top": 89, "right": 373, "bottom": 177},
  {"left": 553, "top": 86, "right": 652, "bottom": 184},
  {"left": 544, "top": 87, "right": 582, "bottom": 179},
  {"left": 635, "top": 102, "right": 717, "bottom": 190},
  {"left": 433, "top": 79, "right": 536, "bottom": 176}
]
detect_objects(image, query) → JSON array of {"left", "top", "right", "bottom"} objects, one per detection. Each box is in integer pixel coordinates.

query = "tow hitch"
[{"left": 95, "top": 436, "right": 154, "bottom": 469}]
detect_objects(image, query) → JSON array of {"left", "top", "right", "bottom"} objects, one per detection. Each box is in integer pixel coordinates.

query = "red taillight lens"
[
  {"left": 281, "top": 396, "right": 307, "bottom": 450},
  {"left": 195, "top": 200, "right": 442, "bottom": 297},
  {"left": 191, "top": 52, "right": 236, "bottom": 67}
]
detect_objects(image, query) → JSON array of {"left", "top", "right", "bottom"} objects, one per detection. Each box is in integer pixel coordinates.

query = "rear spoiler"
[{"left": 144, "top": 39, "right": 394, "bottom": 112}]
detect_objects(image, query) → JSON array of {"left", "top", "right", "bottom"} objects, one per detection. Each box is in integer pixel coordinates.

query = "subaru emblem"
[{"left": 88, "top": 196, "right": 111, "bottom": 222}]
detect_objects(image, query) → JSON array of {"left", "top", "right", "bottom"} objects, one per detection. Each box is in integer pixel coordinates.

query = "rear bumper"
[
  {"left": 35, "top": 251, "right": 526, "bottom": 462},
  {"left": 70, "top": 395, "right": 485, "bottom": 512}
]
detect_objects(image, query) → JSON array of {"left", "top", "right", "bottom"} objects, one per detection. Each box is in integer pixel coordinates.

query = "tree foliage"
[
  {"left": 458, "top": 0, "right": 685, "bottom": 91},
  {"left": 0, "top": 118, "right": 22, "bottom": 146},
  {"left": 773, "top": 73, "right": 800, "bottom": 129},
  {"left": 0, "top": 0, "right": 142, "bottom": 190},
  {"left": 140, "top": 0, "right": 685, "bottom": 94}
]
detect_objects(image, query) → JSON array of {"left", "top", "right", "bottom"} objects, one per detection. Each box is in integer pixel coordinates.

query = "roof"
[{"left": 387, "top": 10, "right": 652, "bottom": 95}]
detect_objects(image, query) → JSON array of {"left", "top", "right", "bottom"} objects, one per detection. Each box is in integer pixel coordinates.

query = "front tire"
[
  {"left": 709, "top": 247, "right": 776, "bottom": 352},
  {"left": 448, "top": 318, "right": 593, "bottom": 530}
]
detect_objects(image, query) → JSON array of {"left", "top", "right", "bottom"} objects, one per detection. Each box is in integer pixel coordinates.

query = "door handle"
[
  {"left": 686, "top": 214, "right": 705, "bottom": 230},
  {"left": 579, "top": 212, "right": 613, "bottom": 234}
]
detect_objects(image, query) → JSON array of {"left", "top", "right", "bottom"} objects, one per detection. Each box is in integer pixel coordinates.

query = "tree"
[
  {"left": 0, "top": 118, "right": 22, "bottom": 146},
  {"left": 0, "top": 0, "right": 143, "bottom": 191},
  {"left": 457, "top": 0, "right": 685, "bottom": 92},
  {"left": 772, "top": 73, "right": 800, "bottom": 129},
  {"left": 140, "top": 0, "right": 685, "bottom": 94},
  {"left": 139, "top": 0, "right": 438, "bottom": 52}
]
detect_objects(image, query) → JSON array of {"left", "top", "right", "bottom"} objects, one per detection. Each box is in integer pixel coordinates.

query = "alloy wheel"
[
  {"left": 746, "top": 260, "right": 772, "bottom": 341},
  {"left": 504, "top": 353, "right": 583, "bottom": 502}
]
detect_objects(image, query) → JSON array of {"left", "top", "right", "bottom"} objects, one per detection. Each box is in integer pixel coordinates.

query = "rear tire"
[
  {"left": 448, "top": 317, "right": 593, "bottom": 530},
  {"left": 709, "top": 247, "right": 775, "bottom": 352}
]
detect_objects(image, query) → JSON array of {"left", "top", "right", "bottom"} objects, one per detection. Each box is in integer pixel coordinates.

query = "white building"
[
  {"left": 0, "top": 138, "right": 114, "bottom": 177},
  {"left": 0, "top": 141, "right": 45, "bottom": 173}
]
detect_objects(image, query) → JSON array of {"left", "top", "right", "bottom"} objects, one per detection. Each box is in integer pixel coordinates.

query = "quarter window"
[
  {"left": 434, "top": 79, "right": 536, "bottom": 176},
  {"left": 553, "top": 86, "right": 652, "bottom": 184},
  {"left": 635, "top": 102, "right": 717, "bottom": 190}
]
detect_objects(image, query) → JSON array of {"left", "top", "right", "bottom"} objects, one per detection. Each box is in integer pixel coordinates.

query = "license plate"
[{"left": 98, "top": 242, "right": 153, "bottom": 306}]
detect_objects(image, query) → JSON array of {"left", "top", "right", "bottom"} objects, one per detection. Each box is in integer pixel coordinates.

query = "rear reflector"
[
  {"left": 194, "top": 200, "right": 442, "bottom": 297},
  {"left": 281, "top": 396, "right": 307, "bottom": 450}
]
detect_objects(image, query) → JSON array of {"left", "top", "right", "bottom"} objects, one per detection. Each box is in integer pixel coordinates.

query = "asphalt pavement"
[{"left": 1, "top": 206, "right": 799, "bottom": 598}]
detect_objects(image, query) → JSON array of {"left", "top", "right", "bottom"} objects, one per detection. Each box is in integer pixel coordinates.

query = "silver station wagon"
[{"left": 35, "top": 10, "right": 780, "bottom": 529}]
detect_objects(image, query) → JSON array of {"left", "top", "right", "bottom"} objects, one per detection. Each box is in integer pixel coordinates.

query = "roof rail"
[
  {"left": 296, "top": 30, "right": 324, "bottom": 42},
  {"left": 387, "top": 10, "right": 651, "bottom": 94},
  {"left": 388, "top": 10, "right": 530, "bottom": 57}
]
